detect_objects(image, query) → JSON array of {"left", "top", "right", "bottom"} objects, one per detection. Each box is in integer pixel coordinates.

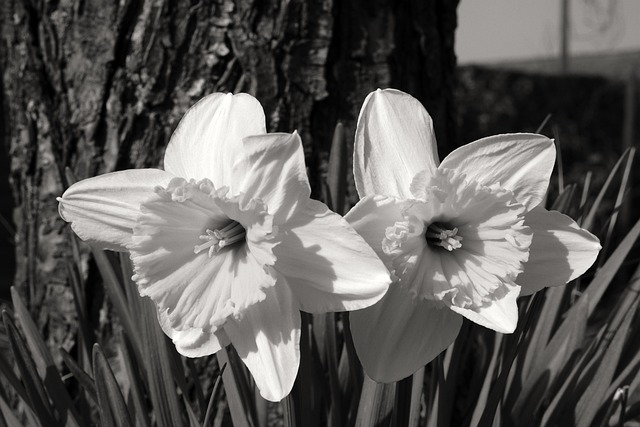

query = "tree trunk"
[{"left": 0, "top": 0, "right": 459, "bottom": 347}]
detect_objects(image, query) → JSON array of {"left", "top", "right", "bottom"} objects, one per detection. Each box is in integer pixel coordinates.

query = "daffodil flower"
[
  {"left": 346, "top": 89, "right": 600, "bottom": 382},
  {"left": 58, "top": 93, "right": 391, "bottom": 401}
]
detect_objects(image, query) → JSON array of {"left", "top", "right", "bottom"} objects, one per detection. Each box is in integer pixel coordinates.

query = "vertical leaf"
[
  {"left": 407, "top": 368, "right": 424, "bottom": 427},
  {"left": 217, "top": 347, "right": 255, "bottom": 427},
  {"left": 575, "top": 300, "right": 639, "bottom": 426},
  {"left": 327, "top": 122, "right": 348, "bottom": 215},
  {"left": 583, "top": 216, "right": 640, "bottom": 316},
  {"left": 202, "top": 363, "right": 226, "bottom": 427},
  {"left": 10, "top": 288, "right": 81, "bottom": 427},
  {"left": 0, "top": 392, "right": 24, "bottom": 427},
  {"left": 91, "top": 249, "right": 143, "bottom": 362},
  {"left": 582, "top": 147, "right": 631, "bottom": 230},
  {"left": 139, "top": 298, "right": 185, "bottom": 427},
  {"left": 325, "top": 313, "right": 342, "bottom": 427},
  {"left": 2, "top": 312, "right": 56, "bottom": 426},
  {"left": 512, "top": 295, "right": 588, "bottom": 420},
  {"left": 93, "top": 344, "right": 133, "bottom": 427},
  {"left": 119, "top": 332, "right": 152, "bottom": 427},
  {"left": 355, "top": 376, "right": 395, "bottom": 427},
  {"left": 598, "top": 147, "right": 635, "bottom": 268},
  {"left": 59, "top": 349, "right": 98, "bottom": 404}
]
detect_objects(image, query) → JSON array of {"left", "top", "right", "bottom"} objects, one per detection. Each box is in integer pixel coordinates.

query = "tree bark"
[{"left": 0, "top": 0, "right": 458, "bottom": 346}]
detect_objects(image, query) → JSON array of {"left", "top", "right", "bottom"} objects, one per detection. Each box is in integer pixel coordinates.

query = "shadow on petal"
[
  {"left": 517, "top": 207, "right": 599, "bottom": 296},
  {"left": 275, "top": 200, "right": 391, "bottom": 314}
]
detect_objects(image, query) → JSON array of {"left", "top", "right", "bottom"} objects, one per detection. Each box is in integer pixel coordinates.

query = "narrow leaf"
[
  {"left": 520, "top": 286, "right": 566, "bottom": 380},
  {"left": 2, "top": 312, "right": 56, "bottom": 426},
  {"left": 217, "top": 347, "right": 255, "bottom": 427},
  {"left": 119, "top": 332, "right": 152, "bottom": 427},
  {"left": 355, "top": 376, "right": 395, "bottom": 427},
  {"left": 59, "top": 349, "right": 97, "bottom": 404},
  {"left": 91, "top": 249, "right": 142, "bottom": 362},
  {"left": 575, "top": 300, "right": 638, "bottom": 426},
  {"left": 10, "top": 288, "right": 81, "bottom": 427},
  {"left": 583, "top": 216, "right": 640, "bottom": 316},
  {"left": 582, "top": 147, "right": 631, "bottom": 230},
  {"left": 513, "top": 295, "right": 588, "bottom": 419},
  {"left": 598, "top": 147, "right": 635, "bottom": 268},
  {"left": 0, "top": 392, "right": 25, "bottom": 427},
  {"left": 138, "top": 298, "right": 185, "bottom": 427},
  {"left": 93, "top": 344, "right": 133, "bottom": 427},
  {"left": 327, "top": 122, "right": 348, "bottom": 215},
  {"left": 203, "top": 363, "right": 226, "bottom": 427}
]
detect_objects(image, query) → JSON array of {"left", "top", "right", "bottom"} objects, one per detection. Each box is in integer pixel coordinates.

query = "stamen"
[
  {"left": 194, "top": 220, "right": 246, "bottom": 257},
  {"left": 426, "top": 222, "right": 463, "bottom": 251}
]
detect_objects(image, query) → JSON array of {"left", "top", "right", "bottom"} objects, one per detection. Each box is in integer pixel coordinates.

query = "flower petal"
[
  {"left": 130, "top": 182, "right": 277, "bottom": 331},
  {"left": 354, "top": 89, "right": 439, "bottom": 199},
  {"left": 275, "top": 200, "right": 391, "bottom": 313},
  {"left": 448, "top": 283, "right": 520, "bottom": 334},
  {"left": 231, "top": 132, "right": 310, "bottom": 223},
  {"left": 439, "top": 134, "right": 555, "bottom": 210},
  {"left": 163, "top": 93, "right": 266, "bottom": 185},
  {"left": 344, "top": 195, "right": 405, "bottom": 264},
  {"left": 58, "top": 169, "right": 173, "bottom": 251},
  {"left": 518, "top": 207, "right": 601, "bottom": 296},
  {"left": 350, "top": 285, "right": 462, "bottom": 382},
  {"left": 157, "top": 308, "right": 230, "bottom": 357},
  {"left": 223, "top": 279, "right": 300, "bottom": 402}
]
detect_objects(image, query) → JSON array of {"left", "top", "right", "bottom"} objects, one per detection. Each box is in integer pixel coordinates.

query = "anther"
[
  {"left": 426, "top": 223, "right": 463, "bottom": 251},
  {"left": 194, "top": 221, "right": 246, "bottom": 257}
]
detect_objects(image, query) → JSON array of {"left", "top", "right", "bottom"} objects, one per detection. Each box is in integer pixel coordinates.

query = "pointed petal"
[
  {"left": 163, "top": 93, "right": 266, "bottom": 185},
  {"left": 231, "top": 132, "right": 310, "bottom": 223},
  {"left": 344, "top": 195, "right": 405, "bottom": 264},
  {"left": 518, "top": 207, "right": 601, "bottom": 296},
  {"left": 354, "top": 89, "right": 439, "bottom": 198},
  {"left": 224, "top": 280, "right": 301, "bottom": 402},
  {"left": 157, "top": 308, "right": 230, "bottom": 357},
  {"left": 448, "top": 283, "right": 520, "bottom": 334},
  {"left": 276, "top": 200, "right": 391, "bottom": 314},
  {"left": 58, "top": 169, "right": 173, "bottom": 251},
  {"left": 350, "top": 285, "right": 462, "bottom": 382},
  {"left": 440, "top": 134, "right": 555, "bottom": 210}
]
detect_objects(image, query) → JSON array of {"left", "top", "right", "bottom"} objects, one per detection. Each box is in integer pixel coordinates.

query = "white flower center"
[
  {"left": 425, "top": 222, "right": 463, "bottom": 251},
  {"left": 194, "top": 220, "right": 247, "bottom": 257},
  {"left": 381, "top": 168, "right": 532, "bottom": 309}
]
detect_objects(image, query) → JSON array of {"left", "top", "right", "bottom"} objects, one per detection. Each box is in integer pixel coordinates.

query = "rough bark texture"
[{"left": 0, "top": 0, "right": 458, "bottom": 348}]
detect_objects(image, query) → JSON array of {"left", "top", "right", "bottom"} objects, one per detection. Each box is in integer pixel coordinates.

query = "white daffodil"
[
  {"left": 346, "top": 89, "right": 600, "bottom": 382},
  {"left": 58, "top": 93, "right": 390, "bottom": 401}
]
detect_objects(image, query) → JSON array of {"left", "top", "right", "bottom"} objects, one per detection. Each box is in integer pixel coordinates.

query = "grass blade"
[
  {"left": 575, "top": 299, "right": 638, "bottom": 426},
  {"left": 139, "top": 298, "right": 185, "bottom": 427},
  {"left": 513, "top": 295, "right": 588, "bottom": 420},
  {"left": 10, "top": 288, "right": 81, "bottom": 427},
  {"left": 327, "top": 122, "right": 348, "bottom": 215},
  {"left": 217, "top": 347, "right": 255, "bottom": 427},
  {"left": 93, "top": 344, "right": 133, "bottom": 427},
  {"left": 583, "top": 216, "right": 640, "bottom": 316},
  {"left": 2, "top": 311, "right": 56, "bottom": 426},
  {"left": 355, "top": 376, "right": 395, "bottom": 427},
  {"left": 119, "top": 332, "right": 152, "bottom": 427},
  {"left": 326, "top": 314, "right": 342, "bottom": 427},
  {"left": 203, "top": 363, "right": 226, "bottom": 427},
  {"left": 59, "top": 349, "right": 97, "bottom": 404},
  {"left": 598, "top": 147, "right": 635, "bottom": 267},
  {"left": 0, "top": 392, "right": 24, "bottom": 427},
  {"left": 582, "top": 147, "right": 631, "bottom": 230},
  {"left": 91, "top": 249, "right": 142, "bottom": 362},
  {"left": 408, "top": 368, "right": 424, "bottom": 427}
]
